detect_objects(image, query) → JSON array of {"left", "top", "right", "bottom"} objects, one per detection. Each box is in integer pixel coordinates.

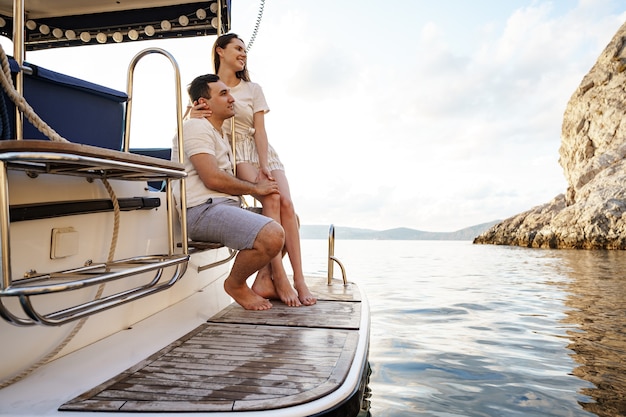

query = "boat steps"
[{"left": 0, "top": 140, "right": 190, "bottom": 326}]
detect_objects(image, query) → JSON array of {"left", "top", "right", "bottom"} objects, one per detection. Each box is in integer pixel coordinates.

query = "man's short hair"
[{"left": 188, "top": 74, "right": 220, "bottom": 102}]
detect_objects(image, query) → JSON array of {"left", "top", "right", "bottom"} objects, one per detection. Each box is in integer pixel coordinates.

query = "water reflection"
[
  {"left": 297, "top": 240, "right": 626, "bottom": 416},
  {"left": 558, "top": 250, "right": 626, "bottom": 417}
]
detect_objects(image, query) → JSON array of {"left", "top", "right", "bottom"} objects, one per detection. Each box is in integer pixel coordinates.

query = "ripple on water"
[{"left": 298, "top": 240, "right": 619, "bottom": 416}]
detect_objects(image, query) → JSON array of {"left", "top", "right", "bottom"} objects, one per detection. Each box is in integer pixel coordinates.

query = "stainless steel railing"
[{"left": 327, "top": 224, "right": 347, "bottom": 286}]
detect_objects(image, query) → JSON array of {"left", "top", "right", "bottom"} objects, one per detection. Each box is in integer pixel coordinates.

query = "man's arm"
[{"left": 190, "top": 153, "right": 279, "bottom": 197}]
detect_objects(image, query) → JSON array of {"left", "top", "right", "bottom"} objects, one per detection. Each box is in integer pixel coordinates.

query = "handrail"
[
  {"left": 217, "top": 0, "right": 223, "bottom": 36},
  {"left": 197, "top": 248, "right": 237, "bottom": 272},
  {"left": 123, "top": 47, "right": 188, "bottom": 255},
  {"left": 1, "top": 255, "right": 187, "bottom": 296},
  {"left": 12, "top": 0, "right": 24, "bottom": 140},
  {"left": 0, "top": 160, "right": 12, "bottom": 292},
  {"left": 0, "top": 150, "right": 186, "bottom": 180},
  {"left": 327, "top": 224, "right": 348, "bottom": 286},
  {"left": 178, "top": 240, "right": 237, "bottom": 272},
  {"left": 0, "top": 254, "right": 189, "bottom": 326},
  {"left": 20, "top": 260, "right": 188, "bottom": 326}
]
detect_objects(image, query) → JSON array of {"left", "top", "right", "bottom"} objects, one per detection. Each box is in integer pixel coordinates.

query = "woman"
[{"left": 192, "top": 33, "right": 316, "bottom": 306}]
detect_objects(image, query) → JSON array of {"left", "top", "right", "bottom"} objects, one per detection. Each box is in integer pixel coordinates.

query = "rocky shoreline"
[{"left": 474, "top": 21, "right": 626, "bottom": 249}]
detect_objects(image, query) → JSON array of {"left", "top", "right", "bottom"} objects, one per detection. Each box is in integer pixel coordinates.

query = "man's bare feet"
[
  {"left": 251, "top": 266, "right": 278, "bottom": 299},
  {"left": 224, "top": 278, "right": 272, "bottom": 310},
  {"left": 295, "top": 283, "right": 317, "bottom": 306}
]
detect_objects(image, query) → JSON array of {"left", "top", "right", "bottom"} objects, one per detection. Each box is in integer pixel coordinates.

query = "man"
[{"left": 172, "top": 74, "right": 283, "bottom": 310}]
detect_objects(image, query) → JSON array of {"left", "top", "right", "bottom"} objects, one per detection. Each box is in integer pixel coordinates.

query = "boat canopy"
[{"left": 0, "top": 0, "right": 231, "bottom": 50}]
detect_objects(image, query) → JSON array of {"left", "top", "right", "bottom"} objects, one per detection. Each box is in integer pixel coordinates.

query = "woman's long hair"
[{"left": 213, "top": 33, "right": 250, "bottom": 81}]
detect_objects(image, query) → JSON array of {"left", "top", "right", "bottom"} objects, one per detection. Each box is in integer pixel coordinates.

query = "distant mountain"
[{"left": 300, "top": 221, "right": 500, "bottom": 241}]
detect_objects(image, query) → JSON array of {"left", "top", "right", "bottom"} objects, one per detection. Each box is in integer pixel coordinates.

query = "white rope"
[{"left": 102, "top": 178, "right": 121, "bottom": 265}]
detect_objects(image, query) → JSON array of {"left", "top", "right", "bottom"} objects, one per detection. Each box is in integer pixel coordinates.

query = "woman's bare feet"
[
  {"left": 295, "top": 282, "right": 317, "bottom": 306},
  {"left": 252, "top": 266, "right": 301, "bottom": 307},
  {"left": 224, "top": 278, "right": 272, "bottom": 310},
  {"left": 274, "top": 276, "right": 301, "bottom": 307},
  {"left": 251, "top": 266, "right": 278, "bottom": 299}
]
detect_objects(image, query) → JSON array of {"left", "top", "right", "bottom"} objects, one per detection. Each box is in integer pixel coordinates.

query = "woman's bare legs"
[
  {"left": 236, "top": 163, "right": 301, "bottom": 306},
  {"left": 272, "top": 170, "right": 317, "bottom": 306}
]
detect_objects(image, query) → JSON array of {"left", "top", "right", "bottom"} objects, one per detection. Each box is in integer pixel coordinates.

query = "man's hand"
[
  {"left": 190, "top": 153, "right": 279, "bottom": 198},
  {"left": 254, "top": 175, "right": 280, "bottom": 196}
]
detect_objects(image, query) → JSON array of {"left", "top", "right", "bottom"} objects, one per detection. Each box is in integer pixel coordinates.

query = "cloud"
[
  {"left": 287, "top": 1, "right": 612, "bottom": 230},
  {"left": 251, "top": 1, "right": 623, "bottom": 231}
]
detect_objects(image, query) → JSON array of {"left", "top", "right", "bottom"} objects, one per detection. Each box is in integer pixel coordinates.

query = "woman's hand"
[
  {"left": 259, "top": 165, "right": 274, "bottom": 181},
  {"left": 187, "top": 101, "right": 212, "bottom": 119}
]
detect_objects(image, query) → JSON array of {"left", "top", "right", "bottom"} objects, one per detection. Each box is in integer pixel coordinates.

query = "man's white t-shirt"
[{"left": 172, "top": 118, "right": 238, "bottom": 208}]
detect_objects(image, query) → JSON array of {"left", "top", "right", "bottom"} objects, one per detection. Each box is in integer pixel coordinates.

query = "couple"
[{"left": 172, "top": 34, "right": 316, "bottom": 310}]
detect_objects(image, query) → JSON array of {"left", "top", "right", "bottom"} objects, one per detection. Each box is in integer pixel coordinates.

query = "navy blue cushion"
[
  {"left": 130, "top": 148, "right": 172, "bottom": 191},
  {"left": 129, "top": 148, "right": 171, "bottom": 160}
]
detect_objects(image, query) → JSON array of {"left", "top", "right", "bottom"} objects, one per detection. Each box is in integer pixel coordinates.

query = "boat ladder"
[
  {"left": 328, "top": 224, "right": 348, "bottom": 286},
  {"left": 0, "top": 48, "right": 197, "bottom": 326}
]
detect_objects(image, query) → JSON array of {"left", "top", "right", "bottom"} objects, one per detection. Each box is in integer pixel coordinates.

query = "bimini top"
[{"left": 0, "top": 0, "right": 231, "bottom": 51}]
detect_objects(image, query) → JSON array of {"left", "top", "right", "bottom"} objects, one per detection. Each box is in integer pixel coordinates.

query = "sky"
[{"left": 5, "top": 0, "right": 626, "bottom": 232}]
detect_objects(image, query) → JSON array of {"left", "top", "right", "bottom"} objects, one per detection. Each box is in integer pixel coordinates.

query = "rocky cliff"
[{"left": 474, "top": 21, "right": 626, "bottom": 249}]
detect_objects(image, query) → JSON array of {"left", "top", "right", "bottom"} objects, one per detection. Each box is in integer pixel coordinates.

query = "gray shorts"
[{"left": 187, "top": 198, "right": 272, "bottom": 250}]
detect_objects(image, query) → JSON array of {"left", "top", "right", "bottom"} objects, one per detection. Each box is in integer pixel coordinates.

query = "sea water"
[{"left": 294, "top": 239, "right": 626, "bottom": 417}]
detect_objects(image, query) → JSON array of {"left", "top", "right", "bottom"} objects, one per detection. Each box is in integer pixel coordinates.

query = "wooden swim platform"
[{"left": 59, "top": 277, "right": 367, "bottom": 413}]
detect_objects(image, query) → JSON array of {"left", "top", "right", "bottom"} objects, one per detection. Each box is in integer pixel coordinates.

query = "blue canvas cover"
[{"left": 2, "top": 58, "right": 128, "bottom": 150}]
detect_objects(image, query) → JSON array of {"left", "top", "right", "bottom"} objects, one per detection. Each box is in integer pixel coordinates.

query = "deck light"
[{"left": 9, "top": 4, "right": 223, "bottom": 48}]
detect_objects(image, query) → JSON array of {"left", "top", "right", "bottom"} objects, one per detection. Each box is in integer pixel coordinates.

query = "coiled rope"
[{"left": 0, "top": 43, "right": 120, "bottom": 389}]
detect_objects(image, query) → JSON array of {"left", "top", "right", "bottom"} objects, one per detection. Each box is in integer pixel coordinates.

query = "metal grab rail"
[
  {"left": 197, "top": 248, "right": 237, "bottom": 272},
  {"left": 178, "top": 240, "right": 237, "bottom": 272},
  {"left": 327, "top": 224, "right": 348, "bottom": 286},
  {"left": 0, "top": 255, "right": 189, "bottom": 326},
  {"left": 124, "top": 47, "right": 235, "bottom": 271},
  {"left": 1, "top": 255, "right": 188, "bottom": 297},
  {"left": 123, "top": 47, "right": 188, "bottom": 255}
]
